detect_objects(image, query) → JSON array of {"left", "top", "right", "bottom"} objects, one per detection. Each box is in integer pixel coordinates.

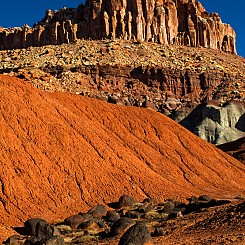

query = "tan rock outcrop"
[{"left": 0, "top": 0, "right": 236, "bottom": 53}]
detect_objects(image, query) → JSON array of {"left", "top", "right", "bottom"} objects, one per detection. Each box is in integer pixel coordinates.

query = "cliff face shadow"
[{"left": 236, "top": 113, "right": 245, "bottom": 132}]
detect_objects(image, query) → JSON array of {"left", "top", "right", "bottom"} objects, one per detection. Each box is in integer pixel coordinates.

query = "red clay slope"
[{"left": 0, "top": 74, "right": 244, "bottom": 229}]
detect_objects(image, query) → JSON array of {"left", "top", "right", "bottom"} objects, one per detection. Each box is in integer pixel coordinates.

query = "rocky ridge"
[{"left": 0, "top": 0, "right": 236, "bottom": 53}]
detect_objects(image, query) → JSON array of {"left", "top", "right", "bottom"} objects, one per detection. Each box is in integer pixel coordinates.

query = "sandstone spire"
[{"left": 0, "top": 0, "right": 236, "bottom": 53}]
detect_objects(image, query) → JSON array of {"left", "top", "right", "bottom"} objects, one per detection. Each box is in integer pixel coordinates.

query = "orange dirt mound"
[{"left": 0, "top": 75, "right": 244, "bottom": 233}]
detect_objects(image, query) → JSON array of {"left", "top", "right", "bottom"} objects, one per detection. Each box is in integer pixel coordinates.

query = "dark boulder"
[
  {"left": 23, "top": 237, "right": 39, "bottom": 245},
  {"left": 105, "top": 210, "right": 120, "bottom": 222},
  {"left": 198, "top": 195, "right": 212, "bottom": 202},
  {"left": 168, "top": 211, "right": 183, "bottom": 219},
  {"left": 24, "top": 218, "right": 48, "bottom": 236},
  {"left": 142, "top": 197, "right": 157, "bottom": 206},
  {"left": 78, "top": 212, "right": 93, "bottom": 221},
  {"left": 188, "top": 196, "right": 199, "bottom": 205},
  {"left": 119, "top": 222, "right": 151, "bottom": 245},
  {"left": 36, "top": 221, "right": 56, "bottom": 241},
  {"left": 118, "top": 195, "right": 138, "bottom": 208},
  {"left": 138, "top": 204, "right": 154, "bottom": 213},
  {"left": 161, "top": 201, "right": 175, "bottom": 214},
  {"left": 88, "top": 204, "right": 107, "bottom": 218},
  {"left": 153, "top": 227, "right": 166, "bottom": 237},
  {"left": 64, "top": 214, "right": 85, "bottom": 229},
  {"left": 174, "top": 200, "right": 186, "bottom": 208},
  {"left": 110, "top": 217, "right": 136, "bottom": 236}
]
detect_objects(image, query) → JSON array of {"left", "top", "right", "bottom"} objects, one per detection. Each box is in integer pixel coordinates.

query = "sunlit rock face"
[
  {"left": 0, "top": 0, "right": 236, "bottom": 53},
  {"left": 180, "top": 101, "right": 245, "bottom": 145}
]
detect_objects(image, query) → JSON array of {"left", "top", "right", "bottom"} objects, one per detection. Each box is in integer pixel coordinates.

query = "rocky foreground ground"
[{"left": 3, "top": 195, "right": 245, "bottom": 245}]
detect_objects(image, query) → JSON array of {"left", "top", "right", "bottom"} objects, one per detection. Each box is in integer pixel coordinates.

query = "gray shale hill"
[{"left": 0, "top": 0, "right": 244, "bottom": 144}]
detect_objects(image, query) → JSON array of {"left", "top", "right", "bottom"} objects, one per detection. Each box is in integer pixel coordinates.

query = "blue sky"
[{"left": 0, "top": 0, "right": 244, "bottom": 57}]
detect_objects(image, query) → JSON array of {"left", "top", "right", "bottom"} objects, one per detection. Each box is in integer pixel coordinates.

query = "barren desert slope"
[
  {"left": 218, "top": 137, "right": 245, "bottom": 164},
  {"left": 0, "top": 75, "right": 244, "bottom": 240}
]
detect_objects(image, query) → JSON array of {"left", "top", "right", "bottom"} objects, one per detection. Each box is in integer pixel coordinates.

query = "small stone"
[
  {"left": 168, "top": 211, "right": 183, "bottom": 219},
  {"left": 125, "top": 210, "right": 142, "bottom": 219},
  {"left": 44, "top": 236, "right": 65, "bottom": 245},
  {"left": 153, "top": 227, "right": 166, "bottom": 236},
  {"left": 4, "top": 235, "right": 21, "bottom": 245}
]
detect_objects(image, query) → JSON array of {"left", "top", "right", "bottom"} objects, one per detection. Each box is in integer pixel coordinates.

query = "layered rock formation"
[
  {"left": 0, "top": 0, "right": 236, "bottom": 53},
  {"left": 180, "top": 101, "right": 245, "bottom": 144}
]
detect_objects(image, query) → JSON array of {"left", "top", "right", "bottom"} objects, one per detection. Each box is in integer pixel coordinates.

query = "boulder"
[
  {"left": 78, "top": 213, "right": 93, "bottom": 222},
  {"left": 153, "top": 227, "right": 166, "bottom": 237},
  {"left": 110, "top": 217, "right": 136, "bottom": 236},
  {"left": 24, "top": 218, "right": 48, "bottom": 236},
  {"left": 23, "top": 237, "right": 39, "bottom": 245},
  {"left": 188, "top": 196, "right": 199, "bottom": 205},
  {"left": 36, "top": 221, "right": 55, "bottom": 240},
  {"left": 199, "top": 195, "right": 212, "bottom": 202},
  {"left": 118, "top": 195, "right": 138, "bottom": 208},
  {"left": 142, "top": 198, "right": 157, "bottom": 206},
  {"left": 105, "top": 210, "right": 120, "bottom": 222},
  {"left": 161, "top": 201, "right": 175, "bottom": 214},
  {"left": 138, "top": 204, "right": 154, "bottom": 213},
  {"left": 119, "top": 222, "right": 152, "bottom": 245},
  {"left": 87, "top": 204, "right": 107, "bottom": 218},
  {"left": 64, "top": 214, "right": 85, "bottom": 229}
]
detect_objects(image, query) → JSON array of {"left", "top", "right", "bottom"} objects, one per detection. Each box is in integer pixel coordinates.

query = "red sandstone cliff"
[{"left": 0, "top": 0, "right": 236, "bottom": 53}]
